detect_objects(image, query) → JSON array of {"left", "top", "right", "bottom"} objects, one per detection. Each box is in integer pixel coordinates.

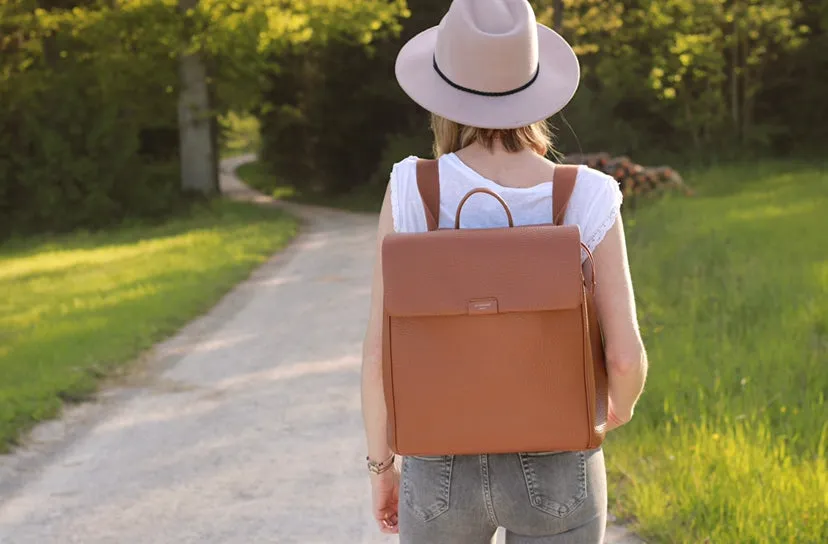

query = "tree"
[
  {"left": 553, "top": 0, "right": 563, "bottom": 32},
  {"left": 177, "top": 0, "right": 217, "bottom": 195},
  {"left": 0, "top": 0, "right": 407, "bottom": 234}
]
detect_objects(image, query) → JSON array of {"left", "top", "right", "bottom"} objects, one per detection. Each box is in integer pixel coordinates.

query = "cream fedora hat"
[{"left": 395, "top": 0, "right": 580, "bottom": 130}]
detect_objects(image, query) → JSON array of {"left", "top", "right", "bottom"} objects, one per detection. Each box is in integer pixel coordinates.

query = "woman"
[{"left": 361, "top": 0, "right": 648, "bottom": 542}]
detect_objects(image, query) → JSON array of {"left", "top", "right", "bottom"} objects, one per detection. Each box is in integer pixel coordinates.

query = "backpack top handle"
[{"left": 454, "top": 188, "right": 515, "bottom": 229}]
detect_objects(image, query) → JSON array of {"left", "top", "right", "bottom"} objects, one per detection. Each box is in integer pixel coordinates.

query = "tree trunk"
[
  {"left": 177, "top": 0, "right": 218, "bottom": 195},
  {"left": 741, "top": 23, "right": 750, "bottom": 145},
  {"left": 731, "top": 4, "right": 740, "bottom": 138},
  {"left": 553, "top": 0, "right": 564, "bottom": 32}
]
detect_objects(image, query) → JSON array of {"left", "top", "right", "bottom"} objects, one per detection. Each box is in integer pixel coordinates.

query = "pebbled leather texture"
[
  {"left": 383, "top": 225, "right": 582, "bottom": 318},
  {"left": 382, "top": 161, "right": 608, "bottom": 455}
]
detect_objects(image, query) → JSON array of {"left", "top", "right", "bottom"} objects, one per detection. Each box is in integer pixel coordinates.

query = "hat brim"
[{"left": 395, "top": 24, "right": 580, "bottom": 130}]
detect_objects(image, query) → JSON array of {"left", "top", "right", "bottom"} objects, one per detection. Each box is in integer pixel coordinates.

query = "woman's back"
[{"left": 390, "top": 148, "right": 622, "bottom": 257}]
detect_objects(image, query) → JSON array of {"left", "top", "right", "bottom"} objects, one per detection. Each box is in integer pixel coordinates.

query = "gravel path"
[{"left": 0, "top": 155, "right": 641, "bottom": 544}]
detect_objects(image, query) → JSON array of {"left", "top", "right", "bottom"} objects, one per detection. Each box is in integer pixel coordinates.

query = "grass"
[
  {"left": 236, "top": 160, "right": 383, "bottom": 213},
  {"left": 0, "top": 200, "right": 297, "bottom": 452},
  {"left": 606, "top": 161, "right": 828, "bottom": 543}
]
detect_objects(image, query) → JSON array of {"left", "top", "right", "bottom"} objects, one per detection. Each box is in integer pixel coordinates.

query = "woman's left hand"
[{"left": 370, "top": 466, "right": 400, "bottom": 534}]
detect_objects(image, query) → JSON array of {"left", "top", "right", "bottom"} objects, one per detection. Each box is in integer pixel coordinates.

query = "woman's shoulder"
[
  {"left": 571, "top": 165, "right": 623, "bottom": 209},
  {"left": 389, "top": 156, "right": 426, "bottom": 233},
  {"left": 390, "top": 155, "right": 421, "bottom": 178},
  {"left": 573, "top": 165, "right": 620, "bottom": 193},
  {"left": 389, "top": 155, "right": 421, "bottom": 196},
  {"left": 568, "top": 165, "right": 623, "bottom": 251}
]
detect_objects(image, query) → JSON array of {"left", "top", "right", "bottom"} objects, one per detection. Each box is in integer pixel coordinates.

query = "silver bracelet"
[{"left": 366, "top": 453, "right": 395, "bottom": 474}]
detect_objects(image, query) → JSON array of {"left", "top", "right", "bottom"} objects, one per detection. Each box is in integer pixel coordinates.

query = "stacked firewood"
[{"left": 562, "top": 153, "right": 693, "bottom": 198}]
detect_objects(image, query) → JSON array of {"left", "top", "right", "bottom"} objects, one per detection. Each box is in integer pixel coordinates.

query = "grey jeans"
[{"left": 398, "top": 448, "right": 606, "bottom": 544}]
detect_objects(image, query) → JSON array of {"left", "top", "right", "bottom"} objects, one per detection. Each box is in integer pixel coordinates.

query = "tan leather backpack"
[{"left": 381, "top": 159, "right": 608, "bottom": 456}]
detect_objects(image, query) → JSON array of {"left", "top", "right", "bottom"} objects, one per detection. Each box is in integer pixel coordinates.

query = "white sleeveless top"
[{"left": 390, "top": 153, "right": 623, "bottom": 260}]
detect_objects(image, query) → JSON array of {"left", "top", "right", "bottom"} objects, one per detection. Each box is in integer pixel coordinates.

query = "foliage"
[
  {"left": 539, "top": 0, "right": 814, "bottom": 157},
  {"left": 0, "top": 199, "right": 297, "bottom": 451},
  {"left": 219, "top": 112, "right": 261, "bottom": 158},
  {"left": 607, "top": 162, "right": 827, "bottom": 542},
  {"left": 368, "top": 130, "right": 434, "bottom": 188},
  {"left": 258, "top": 0, "right": 441, "bottom": 195},
  {"left": 0, "top": 0, "right": 407, "bottom": 236},
  {"left": 196, "top": 0, "right": 407, "bottom": 112},
  {"left": 754, "top": 0, "right": 828, "bottom": 154},
  {"left": 258, "top": 39, "right": 410, "bottom": 195},
  {"left": 0, "top": 0, "right": 184, "bottom": 236},
  {"left": 257, "top": 0, "right": 826, "bottom": 198}
]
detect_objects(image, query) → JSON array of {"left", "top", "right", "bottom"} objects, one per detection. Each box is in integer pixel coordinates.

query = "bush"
[
  {"left": 0, "top": 0, "right": 407, "bottom": 237},
  {"left": 258, "top": 0, "right": 442, "bottom": 196},
  {"left": 368, "top": 130, "right": 434, "bottom": 188},
  {"left": 0, "top": 1, "right": 183, "bottom": 237},
  {"left": 259, "top": 40, "right": 415, "bottom": 196}
]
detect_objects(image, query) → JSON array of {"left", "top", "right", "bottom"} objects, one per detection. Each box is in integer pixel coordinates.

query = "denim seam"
[
  {"left": 442, "top": 455, "right": 454, "bottom": 520},
  {"left": 479, "top": 454, "right": 499, "bottom": 526}
]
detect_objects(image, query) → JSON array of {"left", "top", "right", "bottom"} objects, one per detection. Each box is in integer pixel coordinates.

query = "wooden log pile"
[{"left": 562, "top": 152, "right": 693, "bottom": 198}]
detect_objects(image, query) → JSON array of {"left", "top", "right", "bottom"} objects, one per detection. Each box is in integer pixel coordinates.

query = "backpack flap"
[{"left": 382, "top": 224, "right": 584, "bottom": 318}]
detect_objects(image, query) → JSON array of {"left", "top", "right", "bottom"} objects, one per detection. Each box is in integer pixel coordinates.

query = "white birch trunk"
[{"left": 177, "top": 0, "right": 217, "bottom": 194}]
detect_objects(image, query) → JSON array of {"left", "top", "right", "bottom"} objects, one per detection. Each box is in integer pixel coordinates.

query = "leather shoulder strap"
[
  {"left": 552, "top": 164, "right": 579, "bottom": 226},
  {"left": 416, "top": 159, "right": 440, "bottom": 231}
]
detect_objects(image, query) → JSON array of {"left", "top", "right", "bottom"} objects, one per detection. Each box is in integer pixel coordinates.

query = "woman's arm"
[
  {"left": 361, "top": 184, "right": 395, "bottom": 463},
  {"left": 591, "top": 216, "right": 648, "bottom": 426},
  {"left": 362, "top": 185, "right": 400, "bottom": 534}
]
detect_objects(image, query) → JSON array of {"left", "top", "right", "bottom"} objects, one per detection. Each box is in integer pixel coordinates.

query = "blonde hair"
[{"left": 430, "top": 114, "right": 553, "bottom": 157}]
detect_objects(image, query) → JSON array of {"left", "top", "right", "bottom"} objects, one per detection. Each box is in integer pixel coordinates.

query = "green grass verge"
[
  {"left": 608, "top": 161, "right": 827, "bottom": 542},
  {"left": 0, "top": 200, "right": 297, "bottom": 452},
  {"left": 236, "top": 161, "right": 383, "bottom": 213}
]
